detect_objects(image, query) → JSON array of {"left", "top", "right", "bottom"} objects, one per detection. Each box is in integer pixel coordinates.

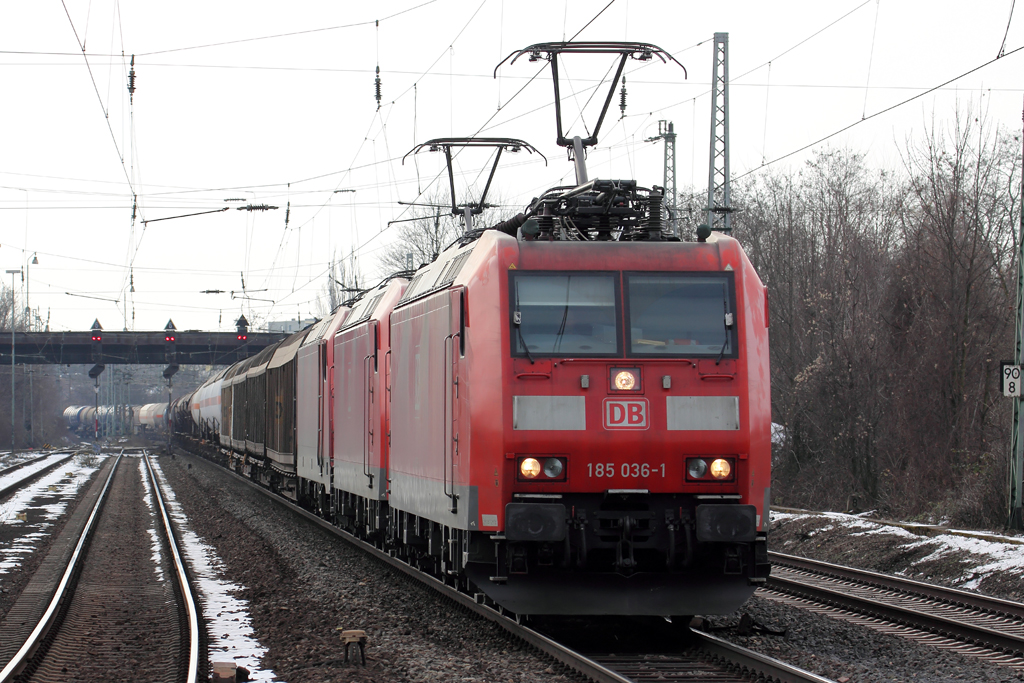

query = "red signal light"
[
  {"left": 237, "top": 334, "right": 247, "bottom": 341},
  {"left": 91, "top": 334, "right": 102, "bottom": 342},
  {"left": 165, "top": 335, "right": 175, "bottom": 342}
]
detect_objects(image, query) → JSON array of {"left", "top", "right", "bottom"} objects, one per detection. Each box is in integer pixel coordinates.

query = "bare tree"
[
  {"left": 377, "top": 190, "right": 517, "bottom": 277},
  {"left": 0, "top": 284, "right": 19, "bottom": 332},
  {"left": 733, "top": 107, "right": 1021, "bottom": 527},
  {"left": 315, "top": 251, "right": 362, "bottom": 317},
  {"left": 888, "top": 109, "right": 1019, "bottom": 522},
  {"left": 736, "top": 149, "right": 905, "bottom": 509}
]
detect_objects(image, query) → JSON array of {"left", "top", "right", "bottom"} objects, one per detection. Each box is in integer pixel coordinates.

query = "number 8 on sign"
[{"left": 1002, "top": 362, "right": 1021, "bottom": 397}]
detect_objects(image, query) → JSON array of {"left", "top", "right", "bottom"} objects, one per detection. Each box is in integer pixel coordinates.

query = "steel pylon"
[{"left": 707, "top": 33, "right": 732, "bottom": 233}]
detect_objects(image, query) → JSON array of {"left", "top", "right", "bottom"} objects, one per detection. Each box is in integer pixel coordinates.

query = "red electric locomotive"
[
  {"left": 383, "top": 223, "right": 770, "bottom": 617},
  {"left": 378, "top": 42, "right": 770, "bottom": 617}
]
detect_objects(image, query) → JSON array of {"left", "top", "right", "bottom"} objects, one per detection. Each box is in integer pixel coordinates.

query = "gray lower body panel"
[
  {"left": 334, "top": 459, "right": 387, "bottom": 500},
  {"left": 389, "top": 470, "right": 479, "bottom": 531},
  {"left": 296, "top": 452, "right": 331, "bottom": 487}
]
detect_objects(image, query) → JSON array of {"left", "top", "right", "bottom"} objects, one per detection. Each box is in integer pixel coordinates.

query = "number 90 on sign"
[{"left": 1002, "top": 362, "right": 1021, "bottom": 397}]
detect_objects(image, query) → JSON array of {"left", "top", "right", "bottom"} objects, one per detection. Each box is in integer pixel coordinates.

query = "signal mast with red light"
[{"left": 235, "top": 315, "right": 249, "bottom": 341}]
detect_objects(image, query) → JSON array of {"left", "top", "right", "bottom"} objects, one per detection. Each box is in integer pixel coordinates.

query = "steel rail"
[
  {"left": 0, "top": 453, "right": 123, "bottom": 683},
  {"left": 770, "top": 551, "right": 1024, "bottom": 620},
  {"left": 686, "top": 631, "right": 836, "bottom": 683},
  {"left": 144, "top": 453, "right": 202, "bottom": 683},
  {"left": 593, "top": 632, "right": 837, "bottom": 683},
  {"left": 185, "top": 451, "right": 830, "bottom": 683},
  {"left": 0, "top": 454, "right": 53, "bottom": 479},
  {"left": 0, "top": 453, "right": 78, "bottom": 500},
  {"left": 768, "top": 564, "right": 1024, "bottom": 655}
]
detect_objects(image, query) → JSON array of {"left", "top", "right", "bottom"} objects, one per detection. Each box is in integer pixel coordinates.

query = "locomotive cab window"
[
  {"left": 625, "top": 273, "right": 737, "bottom": 358},
  {"left": 510, "top": 272, "right": 620, "bottom": 357}
]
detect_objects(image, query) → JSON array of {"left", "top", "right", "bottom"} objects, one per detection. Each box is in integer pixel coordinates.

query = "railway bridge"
[
  {"left": 0, "top": 317, "right": 285, "bottom": 365},
  {"left": 0, "top": 318, "right": 288, "bottom": 385}
]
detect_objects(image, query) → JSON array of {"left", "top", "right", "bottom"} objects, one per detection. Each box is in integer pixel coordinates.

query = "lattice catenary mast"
[
  {"left": 646, "top": 121, "right": 678, "bottom": 237},
  {"left": 707, "top": 32, "right": 732, "bottom": 234}
]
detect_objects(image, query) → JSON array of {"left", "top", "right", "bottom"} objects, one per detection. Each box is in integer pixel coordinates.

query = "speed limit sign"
[{"left": 1002, "top": 361, "right": 1021, "bottom": 397}]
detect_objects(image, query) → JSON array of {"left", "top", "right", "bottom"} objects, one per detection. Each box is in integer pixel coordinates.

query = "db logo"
[{"left": 603, "top": 398, "right": 649, "bottom": 430}]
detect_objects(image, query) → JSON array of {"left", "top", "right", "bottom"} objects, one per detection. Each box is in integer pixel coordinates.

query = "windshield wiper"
[
  {"left": 716, "top": 299, "right": 734, "bottom": 365},
  {"left": 514, "top": 281, "right": 534, "bottom": 364},
  {"left": 553, "top": 275, "right": 571, "bottom": 353}
]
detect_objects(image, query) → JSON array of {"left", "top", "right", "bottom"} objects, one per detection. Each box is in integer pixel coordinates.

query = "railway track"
[
  {"left": 766, "top": 551, "right": 1024, "bottom": 669},
  {"left": 0, "top": 452, "right": 78, "bottom": 500},
  {"left": 182, "top": 449, "right": 832, "bottom": 683},
  {"left": 544, "top": 617, "right": 836, "bottom": 682},
  {"left": 590, "top": 631, "right": 834, "bottom": 683},
  {"left": 0, "top": 451, "right": 203, "bottom": 683},
  {"left": 0, "top": 454, "right": 55, "bottom": 479}
]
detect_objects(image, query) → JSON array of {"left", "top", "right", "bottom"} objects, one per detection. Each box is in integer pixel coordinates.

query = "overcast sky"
[{"left": 1, "top": 1, "right": 1022, "bottom": 333}]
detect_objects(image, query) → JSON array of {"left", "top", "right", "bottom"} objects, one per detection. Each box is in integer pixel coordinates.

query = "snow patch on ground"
[
  {"left": 772, "top": 508, "right": 1024, "bottom": 592},
  {"left": 0, "top": 452, "right": 43, "bottom": 470},
  {"left": 151, "top": 460, "right": 276, "bottom": 681},
  {"left": 137, "top": 459, "right": 166, "bottom": 583},
  {"left": 0, "top": 454, "right": 103, "bottom": 577},
  {"left": 0, "top": 452, "right": 74, "bottom": 492}
]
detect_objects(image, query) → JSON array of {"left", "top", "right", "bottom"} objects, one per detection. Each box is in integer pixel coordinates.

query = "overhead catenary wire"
[
  {"left": 862, "top": 0, "right": 881, "bottom": 119},
  {"left": 344, "top": 0, "right": 629, "bottom": 261},
  {"left": 14, "top": 0, "right": 667, "bottom": 309},
  {"left": 59, "top": 1, "right": 139, "bottom": 208},
  {"left": 260, "top": 0, "right": 494, "bottom": 273},
  {"left": 640, "top": 1, "right": 875, "bottom": 123},
  {"left": 14, "top": 2, "right": 1024, "bottom": 331},
  {"left": 59, "top": 0, "right": 153, "bottom": 330},
  {"left": 17, "top": 61, "right": 1001, "bottom": 208},
  {"left": 735, "top": 42, "right": 1024, "bottom": 181},
  {"left": 134, "top": 0, "right": 439, "bottom": 57},
  {"left": 22, "top": 0, "right": 469, "bottom": 328}
]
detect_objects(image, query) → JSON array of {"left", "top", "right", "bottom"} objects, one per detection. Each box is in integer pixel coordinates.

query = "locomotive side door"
[
  {"left": 363, "top": 320, "right": 379, "bottom": 491},
  {"left": 444, "top": 287, "right": 464, "bottom": 514}
]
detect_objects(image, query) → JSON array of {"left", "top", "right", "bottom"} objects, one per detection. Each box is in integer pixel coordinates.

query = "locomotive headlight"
[
  {"left": 611, "top": 368, "right": 640, "bottom": 391},
  {"left": 543, "top": 457, "right": 564, "bottom": 478},
  {"left": 520, "top": 457, "right": 542, "bottom": 479},
  {"left": 687, "top": 458, "right": 708, "bottom": 479},
  {"left": 710, "top": 458, "right": 732, "bottom": 480},
  {"left": 613, "top": 370, "right": 635, "bottom": 390}
]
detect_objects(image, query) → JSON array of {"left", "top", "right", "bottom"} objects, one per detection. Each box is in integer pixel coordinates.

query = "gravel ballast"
[
  {"left": 710, "top": 593, "right": 1024, "bottom": 682},
  {"left": 160, "top": 453, "right": 574, "bottom": 683}
]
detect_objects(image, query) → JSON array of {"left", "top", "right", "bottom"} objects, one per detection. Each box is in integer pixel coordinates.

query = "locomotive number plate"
[{"left": 587, "top": 462, "right": 666, "bottom": 478}]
